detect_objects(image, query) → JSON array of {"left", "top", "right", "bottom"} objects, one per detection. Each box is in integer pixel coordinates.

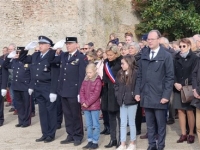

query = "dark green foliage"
[{"left": 132, "top": 0, "right": 200, "bottom": 40}]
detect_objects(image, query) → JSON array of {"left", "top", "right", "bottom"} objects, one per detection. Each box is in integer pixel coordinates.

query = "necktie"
[
  {"left": 68, "top": 54, "right": 72, "bottom": 60},
  {"left": 151, "top": 51, "right": 155, "bottom": 60},
  {"left": 40, "top": 54, "right": 43, "bottom": 59}
]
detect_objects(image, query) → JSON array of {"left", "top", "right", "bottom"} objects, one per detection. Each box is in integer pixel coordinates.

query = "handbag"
[{"left": 181, "top": 79, "right": 194, "bottom": 103}]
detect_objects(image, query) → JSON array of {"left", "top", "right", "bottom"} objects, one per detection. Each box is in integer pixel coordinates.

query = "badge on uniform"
[
  {"left": 44, "top": 65, "right": 48, "bottom": 71},
  {"left": 24, "top": 64, "right": 28, "bottom": 68},
  {"left": 71, "top": 58, "right": 79, "bottom": 65}
]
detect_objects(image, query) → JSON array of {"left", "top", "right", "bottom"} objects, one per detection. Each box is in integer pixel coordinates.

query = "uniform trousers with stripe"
[
  {"left": 13, "top": 90, "right": 31, "bottom": 126},
  {"left": 34, "top": 83, "right": 57, "bottom": 138},
  {"left": 62, "top": 97, "right": 84, "bottom": 141}
]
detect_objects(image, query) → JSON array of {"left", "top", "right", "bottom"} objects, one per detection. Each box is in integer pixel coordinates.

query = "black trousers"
[
  {"left": 136, "top": 103, "right": 142, "bottom": 132},
  {"left": 108, "top": 111, "right": 120, "bottom": 140},
  {"left": 102, "top": 110, "right": 110, "bottom": 127},
  {"left": 57, "top": 95, "right": 63, "bottom": 125},
  {"left": 145, "top": 108, "right": 166, "bottom": 149},
  {"left": 14, "top": 90, "right": 31, "bottom": 126},
  {"left": 0, "top": 95, "right": 4, "bottom": 124},
  {"left": 35, "top": 84, "right": 57, "bottom": 138},
  {"left": 62, "top": 97, "right": 83, "bottom": 141}
]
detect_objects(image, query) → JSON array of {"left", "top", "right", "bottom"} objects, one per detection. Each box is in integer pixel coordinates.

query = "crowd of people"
[{"left": 0, "top": 30, "right": 200, "bottom": 150}]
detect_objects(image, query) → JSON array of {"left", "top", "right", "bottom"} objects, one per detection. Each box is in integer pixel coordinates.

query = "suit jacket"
[
  {"left": 48, "top": 50, "right": 88, "bottom": 97},
  {"left": 135, "top": 46, "right": 174, "bottom": 109}
]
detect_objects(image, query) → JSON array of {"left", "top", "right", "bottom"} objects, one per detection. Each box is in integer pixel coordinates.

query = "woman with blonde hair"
[{"left": 101, "top": 45, "right": 122, "bottom": 148}]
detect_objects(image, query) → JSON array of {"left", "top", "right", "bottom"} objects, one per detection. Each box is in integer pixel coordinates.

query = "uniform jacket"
[
  {"left": 135, "top": 46, "right": 174, "bottom": 109},
  {"left": 24, "top": 50, "right": 59, "bottom": 93},
  {"left": 101, "top": 56, "right": 122, "bottom": 112},
  {"left": 80, "top": 75, "right": 102, "bottom": 111},
  {"left": 0, "top": 56, "right": 8, "bottom": 89},
  {"left": 3, "top": 58, "right": 31, "bottom": 91},
  {"left": 174, "top": 50, "right": 198, "bottom": 90},
  {"left": 48, "top": 50, "right": 88, "bottom": 97},
  {"left": 114, "top": 70, "right": 138, "bottom": 106}
]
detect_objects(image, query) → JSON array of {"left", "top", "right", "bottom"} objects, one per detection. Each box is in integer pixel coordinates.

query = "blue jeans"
[
  {"left": 84, "top": 110, "right": 100, "bottom": 143},
  {"left": 120, "top": 104, "right": 137, "bottom": 142}
]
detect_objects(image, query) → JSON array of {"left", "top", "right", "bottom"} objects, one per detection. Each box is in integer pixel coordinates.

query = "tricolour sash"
[{"left": 104, "top": 62, "right": 115, "bottom": 83}]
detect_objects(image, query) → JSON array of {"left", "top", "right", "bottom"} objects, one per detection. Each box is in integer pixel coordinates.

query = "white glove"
[
  {"left": 7, "top": 51, "right": 16, "bottom": 58},
  {"left": 25, "top": 41, "right": 38, "bottom": 50},
  {"left": 28, "top": 89, "right": 34, "bottom": 95},
  {"left": 1, "top": 89, "right": 7, "bottom": 97},
  {"left": 77, "top": 95, "right": 80, "bottom": 103},
  {"left": 49, "top": 93, "right": 57, "bottom": 103}
]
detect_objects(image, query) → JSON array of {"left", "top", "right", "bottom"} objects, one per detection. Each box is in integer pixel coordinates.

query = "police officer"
[
  {"left": 0, "top": 52, "right": 8, "bottom": 126},
  {"left": 48, "top": 37, "right": 88, "bottom": 146},
  {"left": 3, "top": 47, "right": 31, "bottom": 127},
  {"left": 25, "top": 36, "right": 58, "bottom": 143}
]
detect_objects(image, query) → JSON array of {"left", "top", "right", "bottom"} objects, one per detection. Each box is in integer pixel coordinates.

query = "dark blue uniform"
[
  {"left": 49, "top": 49, "right": 88, "bottom": 142},
  {"left": 0, "top": 56, "right": 7, "bottom": 126},
  {"left": 3, "top": 53, "right": 32, "bottom": 127},
  {"left": 25, "top": 50, "right": 58, "bottom": 139}
]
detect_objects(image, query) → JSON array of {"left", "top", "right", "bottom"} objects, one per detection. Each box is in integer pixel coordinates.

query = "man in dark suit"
[
  {"left": 48, "top": 37, "right": 88, "bottom": 146},
  {"left": 25, "top": 36, "right": 59, "bottom": 143},
  {"left": 135, "top": 30, "right": 174, "bottom": 150}
]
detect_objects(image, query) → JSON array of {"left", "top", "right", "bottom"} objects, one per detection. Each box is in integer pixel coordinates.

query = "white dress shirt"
[{"left": 149, "top": 46, "right": 160, "bottom": 59}]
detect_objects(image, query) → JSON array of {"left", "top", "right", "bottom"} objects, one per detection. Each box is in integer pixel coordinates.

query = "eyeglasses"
[
  {"left": 179, "top": 45, "right": 187, "bottom": 48},
  {"left": 147, "top": 38, "right": 158, "bottom": 41}
]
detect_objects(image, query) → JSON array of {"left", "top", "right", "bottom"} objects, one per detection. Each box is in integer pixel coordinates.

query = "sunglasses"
[{"left": 179, "top": 45, "right": 187, "bottom": 48}]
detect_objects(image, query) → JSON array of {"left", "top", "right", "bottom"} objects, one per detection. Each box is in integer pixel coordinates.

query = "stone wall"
[{"left": 0, "top": 0, "right": 139, "bottom": 52}]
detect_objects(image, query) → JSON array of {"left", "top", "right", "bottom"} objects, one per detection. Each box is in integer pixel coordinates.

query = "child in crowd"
[
  {"left": 86, "top": 51, "right": 98, "bottom": 64},
  {"left": 80, "top": 63, "right": 102, "bottom": 149},
  {"left": 115, "top": 55, "right": 138, "bottom": 150}
]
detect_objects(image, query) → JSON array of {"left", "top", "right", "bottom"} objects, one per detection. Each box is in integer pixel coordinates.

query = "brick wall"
[{"left": 0, "top": 0, "right": 139, "bottom": 53}]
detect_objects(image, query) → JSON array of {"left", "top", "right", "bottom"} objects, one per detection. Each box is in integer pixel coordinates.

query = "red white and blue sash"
[{"left": 104, "top": 62, "right": 115, "bottom": 83}]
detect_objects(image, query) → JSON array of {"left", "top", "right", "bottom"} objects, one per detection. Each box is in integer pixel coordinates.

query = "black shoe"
[
  {"left": 167, "top": 119, "right": 175, "bottom": 125},
  {"left": 90, "top": 143, "right": 99, "bottom": 149},
  {"left": 44, "top": 137, "right": 55, "bottom": 143},
  {"left": 104, "top": 127, "right": 110, "bottom": 135},
  {"left": 21, "top": 124, "right": 29, "bottom": 128},
  {"left": 15, "top": 124, "right": 22, "bottom": 127},
  {"left": 147, "top": 146, "right": 157, "bottom": 150},
  {"left": 116, "top": 141, "right": 121, "bottom": 148},
  {"left": 127, "top": 132, "right": 130, "bottom": 135},
  {"left": 82, "top": 141, "right": 93, "bottom": 149},
  {"left": 104, "top": 140, "right": 117, "bottom": 148},
  {"left": 137, "top": 130, "right": 141, "bottom": 135},
  {"left": 0, "top": 122, "right": 3, "bottom": 126},
  {"left": 36, "top": 136, "right": 46, "bottom": 142},
  {"left": 9, "top": 108, "right": 15, "bottom": 112},
  {"left": 74, "top": 140, "right": 81, "bottom": 146},
  {"left": 100, "top": 126, "right": 108, "bottom": 134},
  {"left": 60, "top": 138, "right": 74, "bottom": 144},
  {"left": 57, "top": 124, "right": 61, "bottom": 129}
]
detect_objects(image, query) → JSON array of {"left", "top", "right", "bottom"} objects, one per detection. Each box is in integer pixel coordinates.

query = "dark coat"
[
  {"left": 174, "top": 50, "right": 198, "bottom": 89},
  {"left": 24, "top": 50, "right": 59, "bottom": 93},
  {"left": 191, "top": 58, "right": 200, "bottom": 109},
  {"left": 101, "top": 56, "right": 122, "bottom": 112},
  {"left": 80, "top": 75, "right": 102, "bottom": 111},
  {"left": 135, "top": 46, "right": 174, "bottom": 109},
  {"left": 48, "top": 50, "right": 88, "bottom": 97},
  {"left": 114, "top": 70, "right": 138, "bottom": 106}
]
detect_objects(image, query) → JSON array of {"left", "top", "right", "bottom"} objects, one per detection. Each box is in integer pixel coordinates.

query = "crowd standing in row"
[{"left": 0, "top": 30, "right": 200, "bottom": 150}]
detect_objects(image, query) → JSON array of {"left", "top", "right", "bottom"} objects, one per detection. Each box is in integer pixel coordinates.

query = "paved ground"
[{"left": 0, "top": 104, "right": 200, "bottom": 150}]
